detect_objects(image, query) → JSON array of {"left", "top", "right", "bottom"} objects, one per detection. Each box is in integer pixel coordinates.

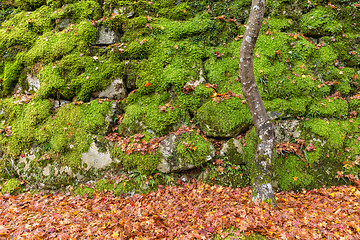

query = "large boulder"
[
  {"left": 81, "top": 142, "right": 113, "bottom": 170},
  {"left": 196, "top": 98, "right": 252, "bottom": 138},
  {"left": 157, "top": 131, "right": 215, "bottom": 173}
]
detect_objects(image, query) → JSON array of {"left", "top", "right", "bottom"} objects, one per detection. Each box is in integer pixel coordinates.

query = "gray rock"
[
  {"left": 25, "top": 73, "right": 40, "bottom": 94},
  {"left": 96, "top": 26, "right": 119, "bottom": 45},
  {"left": 97, "top": 78, "right": 127, "bottom": 100},
  {"left": 274, "top": 120, "right": 301, "bottom": 143},
  {"left": 114, "top": 7, "right": 134, "bottom": 18},
  {"left": 53, "top": 100, "right": 71, "bottom": 109},
  {"left": 184, "top": 67, "right": 206, "bottom": 88},
  {"left": 157, "top": 133, "right": 215, "bottom": 173},
  {"left": 81, "top": 142, "right": 113, "bottom": 170},
  {"left": 58, "top": 18, "right": 72, "bottom": 31},
  {"left": 220, "top": 138, "right": 243, "bottom": 156}
]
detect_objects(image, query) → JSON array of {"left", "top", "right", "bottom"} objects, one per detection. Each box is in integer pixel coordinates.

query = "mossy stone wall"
[{"left": 0, "top": 0, "right": 359, "bottom": 191}]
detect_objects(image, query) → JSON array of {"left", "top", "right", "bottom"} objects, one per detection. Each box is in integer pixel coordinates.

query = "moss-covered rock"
[
  {"left": 1, "top": 178, "right": 23, "bottom": 194},
  {"left": 299, "top": 6, "right": 343, "bottom": 37},
  {"left": 308, "top": 97, "right": 348, "bottom": 118},
  {"left": 1, "top": 0, "right": 360, "bottom": 193},
  {"left": 197, "top": 98, "right": 252, "bottom": 137},
  {"left": 121, "top": 93, "right": 185, "bottom": 136}
]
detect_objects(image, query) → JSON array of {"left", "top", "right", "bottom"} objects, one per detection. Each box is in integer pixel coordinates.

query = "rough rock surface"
[
  {"left": 96, "top": 79, "right": 127, "bottom": 100},
  {"left": 25, "top": 73, "right": 40, "bottom": 94},
  {"left": 81, "top": 142, "right": 113, "bottom": 170},
  {"left": 157, "top": 133, "right": 215, "bottom": 173},
  {"left": 95, "top": 26, "right": 119, "bottom": 45},
  {"left": 274, "top": 120, "right": 301, "bottom": 143}
]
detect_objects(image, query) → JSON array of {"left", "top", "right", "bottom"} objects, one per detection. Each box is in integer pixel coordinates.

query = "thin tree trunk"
[{"left": 239, "top": 0, "right": 276, "bottom": 207}]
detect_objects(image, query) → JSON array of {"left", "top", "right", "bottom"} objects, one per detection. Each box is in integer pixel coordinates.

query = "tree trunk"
[{"left": 239, "top": 0, "right": 276, "bottom": 207}]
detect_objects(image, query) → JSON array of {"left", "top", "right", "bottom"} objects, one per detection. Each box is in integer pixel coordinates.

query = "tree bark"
[{"left": 239, "top": 0, "right": 276, "bottom": 207}]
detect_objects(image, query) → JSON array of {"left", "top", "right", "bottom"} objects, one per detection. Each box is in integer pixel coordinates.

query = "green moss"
[
  {"left": 308, "top": 98, "right": 348, "bottom": 118},
  {"left": 24, "top": 20, "right": 98, "bottom": 66},
  {"left": 303, "top": 119, "right": 345, "bottom": 149},
  {"left": 175, "top": 131, "right": 212, "bottom": 167},
  {"left": 123, "top": 38, "right": 155, "bottom": 60},
  {"left": 122, "top": 93, "right": 184, "bottom": 136},
  {"left": 0, "top": 97, "right": 23, "bottom": 124},
  {"left": 313, "top": 45, "right": 337, "bottom": 69},
  {"left": 176, "top": 84, "right": 214, "bottom": 113},
  {"left": 335, "top": 81, "right": 352, "bottom": 96},
  {"left": 264, "top": 97, "right": 310, "bottom": 117},
  {"left": 0, "top": 5, "right": 56, "bottom": 50},
  {"left": 111, "top": 147, "right": 161, "bottom": 175},
  {"left": 34, "top": 54, "right": 123, "bottom": 101},
  {"left": 222, "top": 128, "right": 257, "bottom": 166},
  {"left": 1, "top": 99, "right": 111, "bottom": 174},
  {"left": 153, "top": 14, "right": 214, "bottom": 41},
  {"left": 44, "top": 101, "right": 111, "bottom": 169},
  {"left": 329, "top": 33, "right": 360, "bottom": 67},
  {"left": 204, "top": 40, "right": 242, "bottom": 88},
  {"left": 266, "top": 17, "right": 292, "bottom": 31},
  {"left": 95, "top": 178, "right": 135, "bottom": 195},
  {"left": 214, "top": 229, "right": 270, "bottom": 240},
  {"left": 4, "top": 99, "right": 52, "bottom": 155},
  {"left": 2, "top": 56, "right": 23, "bottom": 95},
  {"left": 196, "top": 98, "right": 252, "bottom": 137},
  {"left": 15, "top": 0, "right": 46, "bottom": 10},
  {"left": 275, "top": 154, "right": 314, "bottom": 191},
  {"left": 157, "top": 2, "right": 192, "bottom": 20},
  {"left": 73, "top": 184, "right": 95, "bottom": 198},
  {"left": 1, "top": 178, "right": 23, "bottom": 194},
  {"left": 203, "top": 129, "right": 257, "bottom": 189},
  {"left": 58, "top": 1, "right": 102, "bottom": 21},
  {"left": 349, "top": 98, "right": 360, "bottom": 113},
  {"left": 299, "top": 6, "right": 343, "bottom": 36}
]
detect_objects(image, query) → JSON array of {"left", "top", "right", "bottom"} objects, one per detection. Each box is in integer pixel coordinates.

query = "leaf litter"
[{"left": 0, "top": 181, "right": 359, "bottom": 239}]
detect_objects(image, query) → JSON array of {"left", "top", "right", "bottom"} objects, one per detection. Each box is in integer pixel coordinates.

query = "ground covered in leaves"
[{"left": 0, "top": 181, "right": 359, "bottom": 239}]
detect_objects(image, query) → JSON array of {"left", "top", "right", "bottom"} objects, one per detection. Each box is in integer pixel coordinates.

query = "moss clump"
[
  {"left": 349, "top": 98, "right": 360, "bottom": 113},
  {"left": 153, "top": 14, "right": 214, "bottom": 41},
  {"left": 34, "top": 54, "right": 123, "bottom": 102},
  {"left": 73, "top": 184, "right": 95, "bottom": 198},
  {"left": 299, "top": 6, "right": 343, "bottom": 36},
  {"left": 95, "top": 178, "right": 135, "bottom": 195},
  {"left": 204, "top": 40, "right": 242, "bottom": 89},
  {"left": 176, "top": 84, "right": 214, "bottom": 113},
  {"left": 6, "top": 99, "right": 52, "bottom": 155},
  {"left": 300, "top": 118, "right": 360, "bottom": 188},
  {"left": 303, "top": 119, "right": 346, "bottom": 149},
  {"left": 2, "top": 55, "right": 24, "bottom": 96},
  {"left": 24, "top": 20, "right": 98, "bottom": 67},
  {"left": 15, "top": 0, "right": 46, "bottom": 10},
  {"left": 44, "top": 101, "right": 111, "bottom": 170},
  {"left": 308, "top": 98, "right": 348, "bottom": 118},
  {"left": 264, "top": 97, "right": 310, "bottom": 118},
  {"left": 0, "top": 5, "right": 56, "bottom": 51},
  {"left": 113, "top": 149, "right": 161, "bottom": 175},
  {"left": 1, "top": 178, "right": 23, "bottom": 194},
  {"left": 275, "top": 154, "right": 314, "bottom": 191},
  {"left": 122, "top": 93, "right": 184, "bottom": 136},
  {"left": 196, "top": 98, "right": 252, "bottom": 137},
  {"left": 58, "top": 1, "right": 102, "bottom": 22},
  {"left": 175, "top": 131, "right": 213, "bottom": 168},
  {"left": 1, "top": 99, "right": 111, "bottom": 174}
]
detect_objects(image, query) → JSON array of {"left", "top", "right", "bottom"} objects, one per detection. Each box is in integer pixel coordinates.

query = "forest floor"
[{"left": 0, "top": 180, "right": 359, "bottom": 240}]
